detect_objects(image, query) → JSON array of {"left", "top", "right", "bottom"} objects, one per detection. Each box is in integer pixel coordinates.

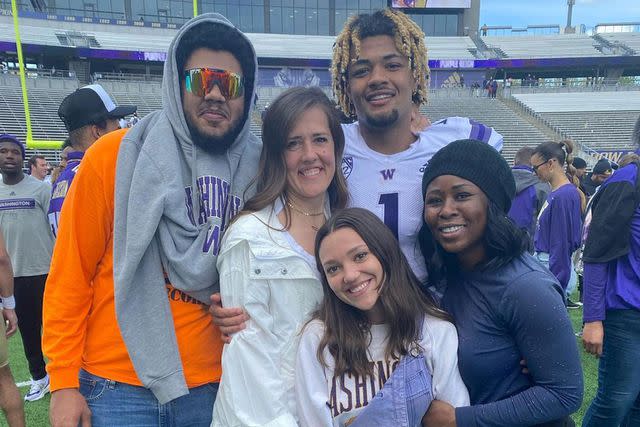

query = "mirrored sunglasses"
[{"left": 184, "top": 67, "right": 245, "bottom": 99}]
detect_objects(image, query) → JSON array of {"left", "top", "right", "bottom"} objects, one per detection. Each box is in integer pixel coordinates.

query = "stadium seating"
[
  {"left": 2, "top": 75, "right": 638, "bottom": 167},
  {"left": 0, "top": 16, "right": 175, "bottom": 53},
  {"left": 425, "top": 37, "right": 478, "bottom": 60},
  {"left": 483, "top": 34, "right": 605, "bottom": 58},
  {"left": 97, "top": 81, "right": 162, "bottom": 117},
  {"left": 422, "top": 90, "right": 550, "bottom": 162},
  {"left": 513, "top": 91, "right": 640, "bottom": 152},
  {"left": 598, "top": 32, "right": 640, "bottom": 54},
  {"left": 7, "top": 15, "right": 638, "bottom": 62},
  {"left": 0, "top": 78, "right": 163, "bottom": 163},
  {"left": 1, "top": 15, "right": 477, "bottom": 61}
]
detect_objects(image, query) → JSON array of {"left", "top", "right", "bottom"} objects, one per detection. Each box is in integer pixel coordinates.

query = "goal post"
[
  {"left": 10, "top": 0, "right": 201, "bottom": 149},
  {"left": 11, "top": 0, "right": 63, "bottom": 149}
]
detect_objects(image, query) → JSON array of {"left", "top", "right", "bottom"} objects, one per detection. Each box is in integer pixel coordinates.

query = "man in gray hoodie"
[
  {"left": 507, "top": 146, "right": 550, "bottom": 247},
  {"left": 43, "top": 14, "right": 261, "bottom": 427}
]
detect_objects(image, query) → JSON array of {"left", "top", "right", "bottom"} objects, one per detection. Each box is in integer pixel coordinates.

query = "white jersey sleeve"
[
  {"left": 429, "top": 116, "right": 503, "bottom": 152},
  {"left": 341, "top": 118, "right": 503, "bottom": 283}
]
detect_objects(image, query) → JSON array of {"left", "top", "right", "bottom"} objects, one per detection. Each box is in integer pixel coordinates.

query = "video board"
[{"left": 389, "top": 0, "right": 471, "bottom": 8}]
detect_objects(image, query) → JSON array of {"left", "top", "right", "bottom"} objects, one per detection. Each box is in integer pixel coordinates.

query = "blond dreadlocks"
[{"left": 331, "top": 9, "right": 430, "bottom": 118}]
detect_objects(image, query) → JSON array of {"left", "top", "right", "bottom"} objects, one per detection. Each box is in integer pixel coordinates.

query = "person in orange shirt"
[{"left": 43, "top": 13, "right": 261, "bottom": 427}]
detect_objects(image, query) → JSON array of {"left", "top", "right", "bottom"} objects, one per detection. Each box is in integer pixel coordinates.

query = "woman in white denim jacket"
[{"left": 211, "top": 87, "right": 349, "bottom": 427}]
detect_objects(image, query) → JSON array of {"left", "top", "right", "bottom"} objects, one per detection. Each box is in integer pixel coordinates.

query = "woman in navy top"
[
  {"left": 531, "top": 141, "right": 583, "bottom": 299},
  {"left": 419, "top": 139, "right": 583, "bottom": 427}
]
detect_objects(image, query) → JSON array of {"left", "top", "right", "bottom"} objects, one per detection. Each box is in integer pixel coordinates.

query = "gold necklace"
[{"left": 286, "top": 200, "right": 324, "bottom": 217}]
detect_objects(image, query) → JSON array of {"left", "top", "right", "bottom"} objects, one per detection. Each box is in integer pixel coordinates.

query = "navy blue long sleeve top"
[{"left": 441, "top": 253, "right": 583, "bottom": 427}]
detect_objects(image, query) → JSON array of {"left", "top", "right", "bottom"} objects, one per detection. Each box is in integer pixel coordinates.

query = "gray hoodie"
[
  {"left": 513, "top": 167, "right": 545, "bottom": 195},
  {"left": 113, "top": 14, "right": 261, "bottom": 404},
  {"left": 509, "top": 166, "right": 550, "bottom": 240}
]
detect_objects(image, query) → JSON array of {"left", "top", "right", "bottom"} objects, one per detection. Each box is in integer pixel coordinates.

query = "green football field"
[{"left": 1, "top": 305, "right": 598, "bottom": 427}]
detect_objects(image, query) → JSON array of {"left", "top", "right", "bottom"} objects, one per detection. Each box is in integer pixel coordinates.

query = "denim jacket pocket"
[
  {"left": 405, "top": 368, "right": 431, "bottom": 399},
  {"left": 404, "top": 356, "right": 434, "bottom": 427}
]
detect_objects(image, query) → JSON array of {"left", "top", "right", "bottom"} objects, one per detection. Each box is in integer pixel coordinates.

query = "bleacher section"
[
  {"left": 513, "top": 92, "right": 640, "bottom": 151},
  {"left": 0, "top": 85, "right": 68, "bottom": 140},
  {"left": 256, "top": 88, "right": 549, "bottom": 163},
  {"left": 0, "top": 16, "right": 479, "bottom": 61},
  {"left": 0, "top": 81, "right": 165, "bottom": 142},
  {"left": 6, "top": 15, "right": 638, "bottom": 61},
  {"left": 98, "top": 81, "right": 162, "bottom": 116},
  {"left": 0, "top": 83, "right": 70, "bottom": 161},
  {"left": 598, "top": 32, "right": 640, "bottom": 54},
  {"left": 2, "top": 77, "right": 637, "bottom": 167},
  {"left": 482, "top": 34, "right": 604, "bottom": 58},
  {"left": 540, "top": 111, "right": 639, "bottom": 152},
  {"left": 0, "top": 78, "right": 163, "bottom": 162},
  {"left": 0, "top": 16, "right": 175, "bottom": 55},
  {"left": 426, "top": 37, "right": 477, "bottom": 60},
  {"left": 422, "top": 92, "right": 549, "bottom": 162}
]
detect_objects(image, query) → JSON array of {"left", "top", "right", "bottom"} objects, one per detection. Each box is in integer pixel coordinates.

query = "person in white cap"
[
  {"left": 57, "top": 83, "right": 136, "bottom": 139},
  {"left": 48, "top": 84, "right": 136, "bottom": 237}
]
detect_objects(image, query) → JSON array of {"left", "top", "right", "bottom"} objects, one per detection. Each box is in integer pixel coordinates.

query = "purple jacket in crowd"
[
  {"left": 583, "top": 162, "right": 640, "bottom": 322},
  {"left": 534, "top": 183, "right": 583, "bottom": 290},
  {"left": 48, "top": 151, "right": 83, "bottom": 238}
]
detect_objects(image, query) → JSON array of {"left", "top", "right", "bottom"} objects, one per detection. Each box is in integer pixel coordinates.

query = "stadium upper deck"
[
  {"left": 1, "top": 13, "right": 638, "bottom": 64},
  {"left": 1, "top": 4, "right": 638, "bottom": 165}
]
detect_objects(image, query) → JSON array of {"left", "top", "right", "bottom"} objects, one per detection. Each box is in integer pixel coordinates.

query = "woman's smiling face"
[
  {"left": 318, "top": 227, "right": 385, "bottom": 324},
  {"left": 424, "top": 175, "right": 489, "bottom": 270}
]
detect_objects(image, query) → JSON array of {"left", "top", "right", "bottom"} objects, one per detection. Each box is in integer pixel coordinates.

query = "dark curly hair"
[{"left": 332, "top": 9, "right": 429, "bottom": 118}]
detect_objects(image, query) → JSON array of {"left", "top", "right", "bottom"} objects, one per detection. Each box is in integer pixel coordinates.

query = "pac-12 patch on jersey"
[{"left": 342, "top": 156, "right": 353, "bottom": 179}]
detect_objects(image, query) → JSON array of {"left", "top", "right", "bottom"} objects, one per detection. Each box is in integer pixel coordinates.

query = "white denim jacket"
[{"left": 211, "top": 200, "right": 324, "bottom": 427}]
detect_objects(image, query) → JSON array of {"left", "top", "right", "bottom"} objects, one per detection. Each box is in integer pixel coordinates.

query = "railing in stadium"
[{"left": 92, "top": 72, "right": 163, "bottom": 83}]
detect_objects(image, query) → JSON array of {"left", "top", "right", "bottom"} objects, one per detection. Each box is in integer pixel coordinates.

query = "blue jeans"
[
  {"left": 535, "top": 252, "right": 577, "bottom": 298},
  {"left": 582, "top": 309, "right": 640, "bottom": 427},
  {"left": 79, "top": 369, "right": 218, "bottom": 426},
  {"left": 566, "top": 258, "right": 578, "bottom": 296}
]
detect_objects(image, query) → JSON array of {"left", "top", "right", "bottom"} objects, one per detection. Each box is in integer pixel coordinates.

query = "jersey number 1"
[{"left": 378, "top": 193, "right": 398, "bottom": 239}]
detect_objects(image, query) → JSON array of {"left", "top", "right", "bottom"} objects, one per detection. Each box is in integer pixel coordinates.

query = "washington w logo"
[
  {"left": 342, "top": 156, "right": 353, "bottom": 178},
  {"left": 380, "top": 169, "right": 396, "bottom": 180}
]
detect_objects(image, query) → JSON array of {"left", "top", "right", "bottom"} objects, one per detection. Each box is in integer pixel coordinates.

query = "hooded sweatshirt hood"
[
  {"left": 162, "top": 13, "right": 257, "bottom": 159},
  {"left": 113, "top": 13, "right": 261, "bottom": 404},
  {"left": 512, "top": 165, "right": 540, "bottom": 193},
  {"left": 508, "top": 165, "right": 550, "bottom": 244},
  {"left": 159, "top": 13, "right": 260, "bottom": 223}
]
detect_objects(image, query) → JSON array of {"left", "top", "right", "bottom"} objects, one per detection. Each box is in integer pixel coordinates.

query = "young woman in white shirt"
[{"left": 296, "top": 208, "right": 469, "bottom": 427}]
